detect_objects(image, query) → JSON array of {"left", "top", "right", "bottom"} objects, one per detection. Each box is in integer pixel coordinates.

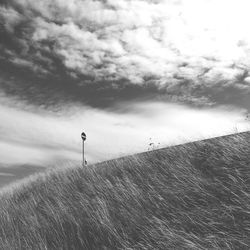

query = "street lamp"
[{"left": 81, "top": 132, "right": 87, "bottom": 166}]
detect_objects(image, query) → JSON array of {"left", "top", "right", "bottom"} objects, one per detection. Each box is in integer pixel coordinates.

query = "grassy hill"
[{"left": 0, "top": 132, "right": 250, "bottom": 249}]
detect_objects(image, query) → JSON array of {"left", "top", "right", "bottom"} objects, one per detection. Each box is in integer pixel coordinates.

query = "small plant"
[
  {"left": 148, "top": 138, "right": 161, "bottom": 151},
  {"left": 233, "top": 125, "right": 239, "bottom": 133}
]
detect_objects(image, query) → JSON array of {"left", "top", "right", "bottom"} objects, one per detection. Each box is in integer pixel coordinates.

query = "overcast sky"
[{"left": 0, "top": 0, "right": 250, "bottom": 181}]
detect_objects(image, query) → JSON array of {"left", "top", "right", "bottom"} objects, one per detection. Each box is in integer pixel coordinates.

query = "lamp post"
[{"left": 81, "top": 132, "right": 86, "bottom": 166}]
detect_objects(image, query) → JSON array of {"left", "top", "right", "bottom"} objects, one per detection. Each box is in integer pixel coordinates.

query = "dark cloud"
[
  {"left": 0, "top": 165, "right": 44, "bottom": 188},
  {"left": 0, "top": 0, "right": 250, "bottom": 110}
]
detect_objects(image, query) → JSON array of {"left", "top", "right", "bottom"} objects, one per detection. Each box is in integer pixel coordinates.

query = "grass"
[{"left": 0, "top": 132, "right": 250, "bottom": 249}]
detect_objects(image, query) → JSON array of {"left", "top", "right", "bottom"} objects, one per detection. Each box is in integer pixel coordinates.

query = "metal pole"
[
  {"left": 82, "top": 139, "right": 85, "bottom": 166},
  {"left": 81, "top": 132, "right": 86, "bottom": 166}
]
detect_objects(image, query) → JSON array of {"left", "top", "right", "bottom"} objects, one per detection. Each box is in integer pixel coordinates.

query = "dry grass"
[{"left": 0, "top": 132, "right": 250, "bottom": 249}]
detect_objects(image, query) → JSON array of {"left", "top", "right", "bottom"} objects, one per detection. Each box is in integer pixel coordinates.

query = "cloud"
[
  {"left": 0, "top": 96, "right": 249, "bottom": 167},
  {"left": 0, "top": 0, "right": 250, "bottom": 108}
]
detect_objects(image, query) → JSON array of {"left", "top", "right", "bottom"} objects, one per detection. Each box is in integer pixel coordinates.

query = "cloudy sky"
[{"left": 0, "top": 0, "right": 250, "bottom": 184}]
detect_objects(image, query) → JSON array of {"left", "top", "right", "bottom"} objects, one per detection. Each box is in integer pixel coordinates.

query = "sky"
[{"left": 0, "top": 0, "right": 250, "bottom": 184}]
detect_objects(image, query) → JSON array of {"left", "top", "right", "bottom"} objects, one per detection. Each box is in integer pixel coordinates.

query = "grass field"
[{"left": 0, "top": 132, "right": 250, "bottom": 249}]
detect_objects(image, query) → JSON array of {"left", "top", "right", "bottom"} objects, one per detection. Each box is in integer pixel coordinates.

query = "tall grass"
[{"left": 0, "top": 132, "right": 250, "bottom": 249}]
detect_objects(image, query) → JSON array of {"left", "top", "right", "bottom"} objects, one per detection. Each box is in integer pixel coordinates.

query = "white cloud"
[
  {"left": 0, "top": 98, "right": 248, "bottom": 167},
  {"left": 1, "top": 0, "right": 250, "bottom": 107}
]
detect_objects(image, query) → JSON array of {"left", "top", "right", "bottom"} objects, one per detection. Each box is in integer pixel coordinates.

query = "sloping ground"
[{"left": 0, "top": 132, "right": 250, "bottom": 250}]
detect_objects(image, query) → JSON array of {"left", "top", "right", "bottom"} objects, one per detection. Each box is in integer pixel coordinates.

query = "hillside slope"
[{"left": 0, "top": 132, "right": 250, "bottom": 249}]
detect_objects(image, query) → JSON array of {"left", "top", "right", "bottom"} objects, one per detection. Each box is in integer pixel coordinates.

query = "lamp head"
[{"left": 81, "top": 132, "right": 86, "bottom": 141}]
